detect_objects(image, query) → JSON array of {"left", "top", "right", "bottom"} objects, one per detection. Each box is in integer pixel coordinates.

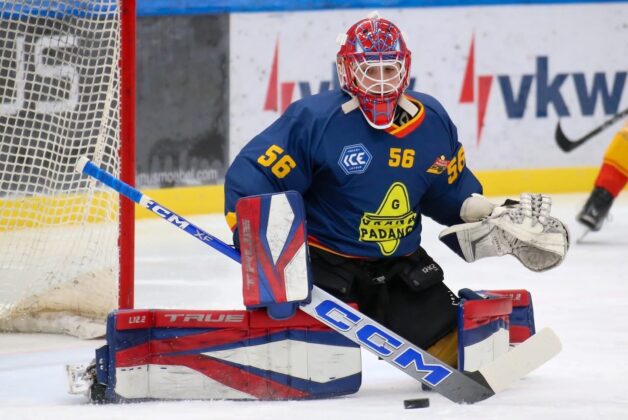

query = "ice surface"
[{"left": 1, "top": 193, "right": 627, "bottom": 419}]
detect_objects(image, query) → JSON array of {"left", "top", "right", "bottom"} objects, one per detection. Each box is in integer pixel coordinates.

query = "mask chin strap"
[
  {"left": 341, "top": 97, "right": 360, "bottom": 114},
  {"left": 397, "top": 95, "right": 418, "bottom": 117}
]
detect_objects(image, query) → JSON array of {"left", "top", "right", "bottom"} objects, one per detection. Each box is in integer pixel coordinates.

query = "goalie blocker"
[{"left": 236, "top": 191, "right": 312, "bottom": 320}]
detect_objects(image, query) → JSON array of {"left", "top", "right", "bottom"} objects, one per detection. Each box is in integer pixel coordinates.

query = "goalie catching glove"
[{"left": 439, "top": 193, "right": 569, "bottom": 272}]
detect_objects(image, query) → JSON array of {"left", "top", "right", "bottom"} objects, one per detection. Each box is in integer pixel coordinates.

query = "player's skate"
[
  {"left": 66, "top": 362, "right": 95, "bottom": 396},
  {"left": 576, "top": 187, "right": 614, "bottom": 241},
  {"left": 66, "top": 360, "right": 107, "bottom": 403}
]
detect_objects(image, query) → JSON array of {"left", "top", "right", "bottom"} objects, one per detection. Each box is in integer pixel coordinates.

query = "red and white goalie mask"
[{"left": 336, "top": 14, "right": 411, "bottom": 129}]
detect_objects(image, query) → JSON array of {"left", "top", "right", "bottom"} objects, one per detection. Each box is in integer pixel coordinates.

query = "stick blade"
[{"left": 478, "top": 327, "right": 562, "bottom": 393}]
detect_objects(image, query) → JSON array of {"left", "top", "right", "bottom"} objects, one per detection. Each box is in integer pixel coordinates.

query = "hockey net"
[{"left": 0, "top": 1, "right": 134, "bottom": 338}]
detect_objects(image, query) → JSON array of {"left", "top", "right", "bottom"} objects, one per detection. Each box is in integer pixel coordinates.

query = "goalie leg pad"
[
  {"left": 91, "top": 309, "right": 361, "bottom": 402},
  {"left": 477, "top": 289, "right": 536, "bottom": 344},
  {"left": 236, "top": 191, "right": 312, "bottom": 319},
  {"left": 457, "top": 290, "right": 512, "bottom": 372}
]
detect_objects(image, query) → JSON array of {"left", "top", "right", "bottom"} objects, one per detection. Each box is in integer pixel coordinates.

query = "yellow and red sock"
[{"left": 595, "top": 124, "right": 628, "bottom": 197}]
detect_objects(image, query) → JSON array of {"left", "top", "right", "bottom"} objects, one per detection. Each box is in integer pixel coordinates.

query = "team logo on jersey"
[
  {"left": 359, "top": 182, "right": 417, "bottom": 255},
  {"left": 338, "top": 144, "right": 372, "bottom": 175},
  {"left": 426, "top": 155, "right": 450, "bottom": 175}
]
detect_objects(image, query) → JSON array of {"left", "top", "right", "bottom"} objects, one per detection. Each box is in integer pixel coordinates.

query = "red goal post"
[
  {"left": 0, "top": 0, "right": 136, "bottom": 338},
  {"left": 119, "top": 0, "right": 136, "bottom": 312}
]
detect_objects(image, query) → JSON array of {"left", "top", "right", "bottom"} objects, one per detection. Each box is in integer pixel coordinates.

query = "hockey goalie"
[
  {"left": 68, "top": 12, "right": 567, "bottom": 403},
  {"left": 68, "top": 189, "right": 565, "bottom": 403}
]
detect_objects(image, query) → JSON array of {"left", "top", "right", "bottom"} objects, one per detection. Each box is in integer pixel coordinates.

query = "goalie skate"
[{"left": 66, "top": 362, "right": 95, "bottom": 396}]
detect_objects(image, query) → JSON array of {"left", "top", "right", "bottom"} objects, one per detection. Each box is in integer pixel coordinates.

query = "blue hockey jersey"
[{"left": 225, "top": 89, "right": 482, "bottom": 258}]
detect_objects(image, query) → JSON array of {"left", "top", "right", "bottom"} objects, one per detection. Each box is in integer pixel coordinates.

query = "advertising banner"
[
  {"left": 230, "top": 4, "right": 628, "bottom": 172},
  {"left": 136, "top": 14, "right": 229, "bottom": 189}
]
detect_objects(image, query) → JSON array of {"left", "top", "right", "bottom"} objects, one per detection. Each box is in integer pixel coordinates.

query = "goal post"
[
  {"left": 0, "top": 0, "right": 135, "bottom": 338},
  {"left": 119, "top": 0, "right": 135, "bottom": 312}
]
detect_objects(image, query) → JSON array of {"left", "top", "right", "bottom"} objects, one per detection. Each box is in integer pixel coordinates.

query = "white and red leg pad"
[
  {"left": 236, "top": 191, "right": 311, "bottom": 320},
  {"left": 94, "top": 309, "right": 362, "bottom": 402},
  {"left": 457, "top": 293, "right": 512, "bottom": 372},
  {"left": 476, "top": 289, "right": 536, "bottom": 343}
]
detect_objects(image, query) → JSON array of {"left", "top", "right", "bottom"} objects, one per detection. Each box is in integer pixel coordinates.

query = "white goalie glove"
[{"left": 439, "top": 193, "right": 569, "bottom": 272}]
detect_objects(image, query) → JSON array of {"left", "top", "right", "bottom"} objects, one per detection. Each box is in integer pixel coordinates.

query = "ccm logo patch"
[
  {"left": 314, "top": 299, "right": 452, "bottom": 386},
  {"left": 338, "top": 143, "right": 372, "bottom": 175}
]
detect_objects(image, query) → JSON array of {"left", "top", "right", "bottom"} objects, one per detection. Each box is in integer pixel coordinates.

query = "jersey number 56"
[
  {"left": 257, "top": 145, "right": 297, "bottom": 179},
  {"left": 447, "top": 147, "right": 466, "bottom": 184}
]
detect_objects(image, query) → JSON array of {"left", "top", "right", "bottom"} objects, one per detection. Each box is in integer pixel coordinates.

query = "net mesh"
[{"left": 0, "top": 1, "right": 122, "bottom": 337}]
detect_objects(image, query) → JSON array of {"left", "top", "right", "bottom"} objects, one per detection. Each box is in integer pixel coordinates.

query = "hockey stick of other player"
[
  {"left": 555, "top": 107, "right": 628, "bottom": 152},
  {"left": 75, "top": 156, "right": 561, "bottom": 405}
]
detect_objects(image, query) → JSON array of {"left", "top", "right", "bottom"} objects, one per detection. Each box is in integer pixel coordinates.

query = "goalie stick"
[
  {"left": 555, "top": 107, "right": 628, "bottom": 152},
  {"left": 75, "top": 156, "right": 561, "bottom": 404}
]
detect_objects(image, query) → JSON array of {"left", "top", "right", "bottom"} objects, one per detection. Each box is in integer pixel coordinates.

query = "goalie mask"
[{"left": 336, "top": 14, "right": 411, "bottom": 129}]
